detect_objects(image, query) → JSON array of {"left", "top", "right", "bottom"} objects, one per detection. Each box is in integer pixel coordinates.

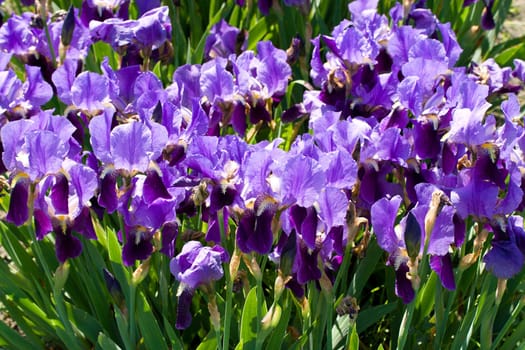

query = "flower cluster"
[{"left": 1, "top": 0, "right": 525, "bottom": 325}]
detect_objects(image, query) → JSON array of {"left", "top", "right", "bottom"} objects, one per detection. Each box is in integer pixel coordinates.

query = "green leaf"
[
  {"left": 247, "top": 17, "right": 271, "bottom": 51},
  {"left": 196, "top": 330, "right": 218, "bottom": 350},
  {"left": 415, "top": 272, "right": 438, "bottom": 321},
  {"left": 71, "top": 306, "right": 105, "bottom": 345},
  {"left": 494, "top": 43, "right": 525, "bottom": 66},
  {"left": 163, "top": 316, "right": 184, "bottom": 350},
  {"left": 332, "top": 315, "right": 350, "bottom": 349},
  {"left": 136, "top": 292, "right": 169, "bottom": 350},
  {"left": 239, "top": 287, "right": 268, "bottom": 350},
  {"left": 114, "top": 308, "right": 131, "bottom": 350},
  {"left": 348, "top": 324, "right": 359, "bottom": 350},
  {"left": 350, "top": 239, "right": 383, "bottom": 297},
  {"left": 97, "top": 332, "right": 123, "bottom": 350},
  {"left": 356, "top": 303, "right": 397, "bottom": 334},
  {"left": 0, "top": 319, "right": 38, "bottom": 349}
]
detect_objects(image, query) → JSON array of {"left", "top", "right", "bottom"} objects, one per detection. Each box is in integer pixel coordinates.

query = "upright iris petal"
[
  {"left": 71, "top": 71, "right": 110, "bottom": 112},
  {"left": 110, "top": 122, "right": 153, "bottom": 173}
]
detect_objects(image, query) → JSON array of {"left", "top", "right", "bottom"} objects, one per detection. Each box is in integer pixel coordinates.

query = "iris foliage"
[{"left": 0, "top": 0, "right": 525, "bottom": 349}]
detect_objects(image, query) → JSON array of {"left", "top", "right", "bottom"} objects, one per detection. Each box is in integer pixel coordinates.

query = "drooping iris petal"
[
  {"left": 160, "top": 221, "right": 178, "bottom": 258},
  {"left": 175, "top": 288, "right": 194, "bottom": 330},
  {"left": 209, "top": 184, "right": 237, "bottom": 212},
  {"left": 484, "top": 216, "right": 525, "bottom": 279},
  {"left": 99, "top": 169, "right": 119, "bottom": 213},
  {"left": 110, "top": 122, "right": 152, "bottom": 173},
  {"left": 55, "top": 227, "right": 83, "bottom": 263},
  {"left": 122, "top": 229, "right": 153, "bottom": 266},
  {"left": 484, "top": 241, "right": 524, "bottom": 279},
  {"left": 236, "top": 195, "right": 277, "bottom": 254},
  {"left": 294, "top": 240, "right": 321, "bottom": 284},
  {"left": 430, "top": 254, "right": 455, "bottom": 290},
  {"left": 6, "top": 177, "right": 30, "bottom": 226},
  {"left": 34, "top": 208, "right": 53, "bottom": 240},
  {"left": 395, "top": 261, "right": 415, "bottom": 304},
  {"left": 290, "top": 205, "right": 318, "bottom": 250},
  {"left": 50, "top": 173, "right": 69, "bottom": 216},
  {"left": 72, "top": 206, "right": 96, "bottom": 240},
  {"left": 143, "top": 169, "right": 171, "bottom": 204}
]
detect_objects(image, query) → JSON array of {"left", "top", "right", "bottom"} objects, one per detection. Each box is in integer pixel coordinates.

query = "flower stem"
[
  {"left": 222, "top": 274, "right": 234, "bottom": 349},
  {"left": 129, "top": 279, "right": 137, "bottom": 349}
]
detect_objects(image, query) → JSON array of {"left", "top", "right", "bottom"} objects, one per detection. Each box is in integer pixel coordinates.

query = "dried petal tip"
[{"left": 336, "top": 296, "right": 360, "bottom": 320}]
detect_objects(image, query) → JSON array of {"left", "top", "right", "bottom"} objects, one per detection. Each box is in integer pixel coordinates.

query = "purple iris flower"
[
  {"left": 31, "top": 160, "right": 98, "bottom": 262},
  {"left": 0, "top": 13, "right": 39, "bottom": 55},
  {"left": 80, "top": 0, "right": 130, "bottom": 27},
  {"left": 90, "top": 6, "right": 171, "bottom": 50},
  {"left": 118, "top": 173, "right": 184, "bottom": 265},
  {"left": 484, "top": 216, "right": 525, "bottom": 279},
  {"left": 0, "top": 65, "right": 52, "bottom": 117},
  {"left": 372, "top": 182, "right": 458, "bottom": 303},
  {"left": 170, "top": 241, "right": 229, "bottom": 329},
  {"left": 1, "top": 112, "right": 78, "bottom": 182},
  {"left": 90, "top": 111, "right": 168, "bottom": 174},
  {"left": 204, "top": 19, "right": 245, "bottom": 60}
]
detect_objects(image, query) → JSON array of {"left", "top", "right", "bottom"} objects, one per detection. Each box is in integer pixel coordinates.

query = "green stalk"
[
  {"left": 40, "top": 2, "right": 57, "bottom": 66},
  {"left": 397, "top": 301, "right": 415, "bottom": 349},
  {"left": 325, "top": 292, "right": 333, "bottom": 350},
  {"left": 128, "top": 281, "right": 137, "bottom": 350},
  {"left": 218, "top": 208, "right": 233, "bottom": 349},
  {"left": 222, "top": 272, "right": 234, "bottom": 349},
  {"left": 254, "top": 256, "right": 268, "bottom": 350},
  {"left": 480, "top": 304, "right": 497, "bottom": 350},
  {"left": 333, "top": 243, "right": 353, "bottom": 293},
  {"left": 491, "top": 298, "right": 525, "bottom": 349}
]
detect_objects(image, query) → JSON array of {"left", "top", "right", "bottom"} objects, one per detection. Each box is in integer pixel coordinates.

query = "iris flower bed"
[{"left": 1, "top": 0, "right": 525, "bottom": 348}]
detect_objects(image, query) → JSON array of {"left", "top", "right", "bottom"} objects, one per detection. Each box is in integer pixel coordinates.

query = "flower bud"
[
  {"left": 261, "top": 304, "right": 282, "bottom": 331},
  {"left": 274, "top": 270, "right": 286, "bottom": 301},
  {"left": 404, "top": 212, "right": 421, "bottom": 261},
  {"left": 243, "top": 255, "right": 262, "bottom": 282},
  {"left": 54, "top": 261, "right": 70, "bottom": 291},
  {"left": 229, "top": 247, "right": 241, "bottom": 281},
  {"left": 319, "top": 271, "right": 333, "bottom": 296},
  {"left": 132, "top": 258, "right": 151, "bottom": 286},
  {"left": 496, "top": 278, "right": 507, "bottom": 305},
  {"left": 207, "top": 295, "right": 221, "bottom": 332},
  {"left": 61, "top": 6, "right": 76, "bottom": 47}
]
